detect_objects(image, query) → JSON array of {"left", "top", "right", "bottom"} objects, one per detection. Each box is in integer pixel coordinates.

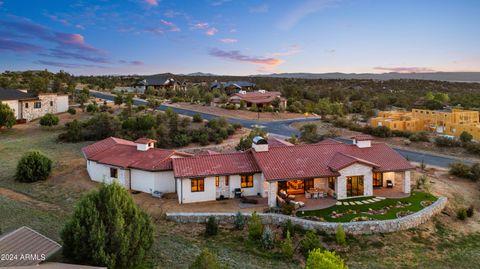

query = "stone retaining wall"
[{"left": 166, "top": 197, "right": 447, "bottom": 235}]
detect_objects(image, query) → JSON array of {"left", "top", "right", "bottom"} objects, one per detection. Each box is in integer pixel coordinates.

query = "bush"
[
  {"left": 305, "top": 248, "right": 348, "bottom": 269},
  {"left": 67, "top": 107, "right": 76, "bottom": 115},
  {"left": 193, "top": 113, "right": 203, "bottom": 123},
  {"left": 449, "top": 162, "right": 480, "bottom": 181},
  {"left": 15, "top": 151, "right": 52, "bottom": 182},
  {"left": 232, "top": 123, "right": 243, "bottom": 130},
  {"left": 460, "top": 131, "right": 473, "bottom": 143},
  {"left": 409, "top": 131, "right": 429, "bottom": 142},
  {"left": 336, "top": 224, "right": 346, "bottom": 246},
  {"left": 205, "top": 216, "right": 218, "bottom": 236},
  {"left": 465, "top": 142, "right": 480, "bottom": 155},
  {"left": 370, "top": 126, "right": 392, "bottom": 138},
  {"left": 61, "top": 182, "right": 154, "bottom": 268},
  {"left": 435, "top": 136, "right": 461, "bottom": 147},
  {"left": 392, "top": 129, "right": 413, "bottom": 138},
  {"left": 0, "top": 102, "right": 16, "bottom": 129},
  {"left": 39, "top": 113, "right": 60, "bottom": 127},
  {"left": 248, "top": 212, "right": 264, "bottom": 241},
  {"left": 86, "top": 103, "right": 99, "bottom": 113},
  {"left": 282, "top": 219, "right": 295, "bottom": 238},
  {"left": 189, "top": 249, "right": 221, "bottom": 269},
  {"left": 234, "top": 211, "right": 245, "bottom": 230},
  {"left": 281, "top": 203, "right": 296, "bottom": 215},
  {"left": 300, "top": 229, "right": 322, "bottom": 257},
  {"left": 58, "top": 120, "right": 83, "bottom": 142},
  {"left": 457, "top": 208, "right": 467, "bottom": 220},
  {"left": 467, "top": 205, "right": 475, "bottom": 218},
  {"left": 281, "top": 231, "right": 294, "bottom": 259},
  {"left": 262, "top": 227, "right": 274, "bottom": 250}
]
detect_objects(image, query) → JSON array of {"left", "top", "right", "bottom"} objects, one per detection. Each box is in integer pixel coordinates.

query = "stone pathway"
[{"left": 337, "top": 197, "right": 386, "bottom": 206}]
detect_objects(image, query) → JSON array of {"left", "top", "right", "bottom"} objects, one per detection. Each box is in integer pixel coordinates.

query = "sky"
[{"left": 0, "top": 0, "right": 479, "bottom": 76}]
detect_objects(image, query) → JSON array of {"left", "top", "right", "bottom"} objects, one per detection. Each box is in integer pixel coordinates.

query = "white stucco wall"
[
  {"left": 86, "top": 160, "right": 129, "bottom": 188},
  {"left": 267, "top": 181, "right": 278, "bottom": 207},
  {"left": 337, "top": 163, "right": 373, "bottom": 200},
  {"left": 56, "top": 95, "right": 69, "bottom": 113},
  {"left": 130, "top": 169, "right": 175, "bottom": 194},
  {"left": 179, "top": 177, "right": 216, "bottom": 203}
]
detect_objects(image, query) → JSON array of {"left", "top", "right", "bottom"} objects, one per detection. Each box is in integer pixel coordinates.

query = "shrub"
[
  {"left": 281, "top": 203, "right": 296, "bottom": 215},
  {"left": 39, "top": 113, "right": 60, "bottom": 127},
  {"left": 248, "top": 212, "right": 264, "bottom": 241},
  {"left": 305, "top": 248, "right": 348, "bottom": 269},
  {"left": 409, "top": 131, "right": 430, "bottom": 142},
  {"left": 198, "top": 133, "right": 210, "bottom": 146},
  {"left": 457, "top": 208, "right": 467, "bottom": 220},
  {"left": 61, "top": 182, "right": 154, "bottom": 269},
  {"left": 67, "top": 107, "right": 76, "bottom": 115},
  {"left": 205, "top": 216, "right": 218, "bottom": 236},
  {"left": 262, "top": 227, "right": 274, "bottom": 250},
  {"left": 193, "top": 113, "right": 203, "bottom": 123},
  {"left": 15, "top": 151, "right": 52, "bottom": 182},
  {"left": 371, "top": 126, "right": 392, "bottom": 138},
  {"left": 189, "top": 249, "right": 221, "bottom": 269},
  {"left": 469, "top": 163, "right": 480, "bottom": 181},
  {"left": 232, "top": 123, "right": 243, "bottom": 130},
  {"left": 0, "top": 102, "right": 16, "bottom": 129},
  {"left": 449, "top": 162, "right": 480, "bottom": 181},
  {"left": 234, "top": 211, "right": 245, "bottom": 230},
  {"left": 58, "top": 120, "right": 83, "bottom": 142},
  {"left": 467, "top": 205, "right": 475, "bottom": 218},
  {"left": 460, "top": 131, "right": 473, "bottom": 143},
  {"left": 282, "top": 219, "right": 295, "bottom": 238},
  {"left": 392, "top": 129, "right": 412, "bottom": 138},
  {"left": 86, "top": 103, "right": 99, "bottom": 113},
  {"left": 435, "top": 136, "right": 461, "bottom": 147},
  {"left": 300, "top": 229, "right": 322, "bottom": 257},
  {"left": 336, "top": 224, "right": 346, "bottom": 246},
  {"left": 465, "top": 142, "right": 480, "bottom": 155},
  {"left": 281, "top": 231, "right": 294, "bottom": 259}
]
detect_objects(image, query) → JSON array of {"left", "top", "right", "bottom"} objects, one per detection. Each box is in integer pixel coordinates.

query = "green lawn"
[{"left": 298, "top": 192, "right": 437, "bottom": 222}]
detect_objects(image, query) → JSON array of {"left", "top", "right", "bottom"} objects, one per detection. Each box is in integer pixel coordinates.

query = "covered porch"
[{"left": 372, "top": 170, "right": 411, "bottom": 198}]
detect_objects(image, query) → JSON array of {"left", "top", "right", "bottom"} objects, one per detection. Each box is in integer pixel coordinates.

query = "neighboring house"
[
  {"left": 83, "top": 135, "right": 414, "bottom": 207},
  {"left": 229, "top": 90, "right": 287, "bottom": 109},
  {"left": 210, "top": 81, "right": 256, "bottom": 93},
  {"left": 0, "top": 88, "right": 69, "bottom": 122},
  {"left": 132, "top": 77, "right": 185, "bottom": 93},
  {"left": 370, "top": 108, "right": 480, "bottom": 140}
]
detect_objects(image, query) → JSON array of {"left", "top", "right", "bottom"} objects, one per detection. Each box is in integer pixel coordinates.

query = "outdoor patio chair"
[
  {"left": 234, "top": 188, "right": 242, "bottom": 198},
  {"left": 386, "top": 180, "right": 393, "bottom": 188},
  {"left": 305, "top": 191, "right": 311, "bottom": 199}
]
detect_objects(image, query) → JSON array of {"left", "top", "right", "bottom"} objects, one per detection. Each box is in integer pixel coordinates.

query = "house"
[
  {"left": 229, "top": 90, "right": 287, "bottom": 109},
  {"left": 0, "top": 88, "right": 69, "bottom": 122},
  {"left": 132, "top": 77, "right": 185, "bottom": 93},
  {"left": 370, "top": 108, "right": 480, "bottom": 140},
  {"left": 83, "top": 134, "right": 414, "bottom": 207},
  {"left": 210, "top": 81, "right": 256, "bottom": 94}
]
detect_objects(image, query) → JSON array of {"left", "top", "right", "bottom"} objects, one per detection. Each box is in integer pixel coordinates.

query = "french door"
[{"left": 346, "top": 176, "right": 364, "bottom": 197}]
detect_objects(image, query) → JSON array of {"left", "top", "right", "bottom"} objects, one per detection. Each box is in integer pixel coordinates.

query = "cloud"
[
  {"left": 146, "top": 20, "right": 181, "bottom": 34},
  {"left": 250, "top": 4, "right": 269, "bottom": 13},
  {"left": 206, "top": 27, "right": 218, "bottom": 36},
  {"left": 144, "top": 0, "right": 159, "bottom": 6},
  {"left": 271, "top": 44, "right": 302, "bottom": 56},
  {"left": 211, "top": 0, "right": 232, "bottom": 6},
  {"left": 44, "top": 13, "right": 70, "bottom": 26},
  {"left": 373, "top": 66, "right": 436, "bottom": 73},
  {"left": 164, "top": 10, "right": 180, "bottom": 18},
  {"left": 191, "top": 22, "right": 209, "bottom": 30},
  {"left": 0, "top": 38, "right": 43, "bottom": 52},
  {"left": 120, "top": 60, "right": 145, "bottom": 65},
  {"left": 279, "top": 0, "right": 338, "bottom": 30},
  {"left": 219, "top": 38, "right": 237, "bottom": 44},
  {"left": 325, "top": 49, "right": 335, "bottom": 53},
  {"left": 160, "top": 19, "right": 180, "bottom": 32},
  {"left": 41, "top": 48, "right": 110, "bottom": 63},
  {"left": 35, "top": 60, "right": 103, "bottom": 69},
  {"left": 209, "top": 48, "right": 283, "bottom": 66}
]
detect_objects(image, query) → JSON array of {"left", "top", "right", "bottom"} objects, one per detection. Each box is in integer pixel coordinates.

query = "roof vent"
[
  {"left": 135, "top": 138, "right": 156, "bottom": 151},
  {"left": 238, "top": 90, "right": 247, "bottom": 95},
  {"left": 252, "top": 136, "right": 268, "bottom": 152}
]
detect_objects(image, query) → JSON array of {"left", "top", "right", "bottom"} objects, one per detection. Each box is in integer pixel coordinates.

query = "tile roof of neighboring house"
[
  {"left": 231, "top": 91, "right": 284, "bottom": 104},
  {"left": 252, "top": 142, "right": 414, "bottom": 181},
  {"left": 82, "top": 137, "right": 188, "bottom": 171},
  {"left": 0, "top": 226, "right": 62, "bottom": 267},
  {"left": 210, "top": 81, "right": 256, "bottom": 89},
  {"left": 173, "top": 151, "right": 261, "bottom": 178},
  {"left": 0, "top": 88, "right": 38, "bottom": 101},
  {"left": 267, "top": 137, "right": 294, "bottom": 147}
]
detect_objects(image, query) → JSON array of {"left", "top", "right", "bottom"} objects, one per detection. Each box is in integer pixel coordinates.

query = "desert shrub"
[
  {"left": 234, "top": 211, "right": 245, "bottom": 230},
  {"left": 281, "top": 231, "right": 294, "bottom": 259},
  {"left": 409, "top": 131, "right": 429, "bottom": 142},
  {"left": 449, "top": 162, "right": 480, "bottom": 181},
  {"left": 281, "top": 204, "right": 296, "bottom": 215},
  {"left": 67, "top": 107, "right": 76, "bottom": 115},
  {"left": 300, "top": 229, "right": 322, "bottom": 257},
  {"left": 305, "top": 248, "right": 348, "bottom": 269},
  {"left": 193, "top": 113, "right": 203, "bottom": 123},
  {"left": 58, "top": 120, "right": 83, "bottom": 142},
  {"left": 248, "top": 212, "right": 264, "bottom": 241},
  {"left": 392, "top": 130, "right": 412, "bottom": 138},
  {"left": 370, "top": 126, "right": 392, "bottom": 138},
  {"left": 457, "top": 208, "right": 468, "bottom": 220},
  {"left": 0, "top": 102, "right": 16, "bottom": 129},
  {"left": 262, "top": 227, "right": 274, "bottom": 250},
  {"left": 282, "top": 219, "right": 295, "bottom": 238},
  {"left": 416, "top": 174, "right": 430, "bottom": 191},
  {"left": 39, "top": 113, "right": 60, "bottom": 127},
  {"left": 460, "top": 131, "right": 473, "bottom": 143},
  {"left": 86, "top": 103, "right": 99, "bottom": 113},
  {"left": 170, "top": 96, "right": 184, "bottom": 103},
  {"left": 232, "top": 123, "right": 242, "bottom": 130},
  {"left": 465, "top": 142, "right": 480, "bottom": 155},
  {"left": 189, "top": 249, "right": 221, "bottom": 269},
  {"left": 336, "top": 224, "right": 346, "bottom": 246},
  {"left": 205, "top": 216, "right": 218, "bottom": 236},
  {"left": 467, "top": 205, "right": 475, "bottom": 218},
  {"left": 15, "top": 151, "right": 52, "bottom": 183},
  {"left": 435, "top": 136, "right": 461, "bottom": 147}
]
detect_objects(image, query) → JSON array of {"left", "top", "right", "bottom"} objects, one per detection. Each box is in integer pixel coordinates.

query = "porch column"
[
  {"left": 403, "top": 170, "right": 411, "bottom": 194},
  {"left": 267, "top": 181, "right": 277, "bottom": 207}
]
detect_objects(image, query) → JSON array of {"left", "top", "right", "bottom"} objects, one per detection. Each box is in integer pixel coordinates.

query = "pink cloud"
[
  {"left": 206, "top": 27, "right": 218, "bottom": 36},
  {"left": 192, "top": 22, "right": 209, "bottom": 30},
  {"left": 373, "top": 66, "right": 435, "bottom": 73},
  {"left": 160, "top": 19, "right": 180, "bottom": 32},
  {"left": 209, "top": 48, "right": 283, "bottom": 66},
  {"left": 219, "top": 38, "right": 237, "bottom": 43},
  {"left": 145, "top": 0, "right": 158, "bottom": 6}
]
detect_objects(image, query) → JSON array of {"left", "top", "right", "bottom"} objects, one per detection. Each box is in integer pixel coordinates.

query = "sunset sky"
[{"left": 0, "top": 0, "right": 479, "bottom": 75}]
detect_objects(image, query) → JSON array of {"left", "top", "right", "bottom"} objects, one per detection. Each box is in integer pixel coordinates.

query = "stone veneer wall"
[{"left": 166, "top": 197, "right": 447, "bottom": 235}]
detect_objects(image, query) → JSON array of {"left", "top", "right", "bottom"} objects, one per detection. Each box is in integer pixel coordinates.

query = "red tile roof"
[
  {"left": 327, "top": 152, "right": 379, "bottom": 171},
  {"left": 134, "top": 138, "right": 157, "bottom": 144},
  {"left": 173, "top": 151, "right": 261, "bottom": 178},
  {"left": 267, "top": 137, "right": 294, "bottom": 147},
  {"left": 82, "top": 137, "right": 135, "bottom": 159},
  {"left": 231, "top": 91, "right": 284, "bottom": 104},
  {"left": 351, "top": 134, "right": 374, "bottom": 141}
]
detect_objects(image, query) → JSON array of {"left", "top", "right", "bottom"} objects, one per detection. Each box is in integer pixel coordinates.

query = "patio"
[
  {"left": 294, "top": 194, "right": 337, "bottom": 211},
  {"left": 373, "top": 186, "right": 410, "bottom": 198}
]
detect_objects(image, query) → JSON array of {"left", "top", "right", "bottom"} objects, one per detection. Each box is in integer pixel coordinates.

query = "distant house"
[
  {"left": 132, "top": 77, "right": 185, "bottom": 93},
  {"left": 210, "top": 81, "right": 256, "bottom": 94},
  {"left": 0, "top": 88, "right": 69, "bottom": 122},
  {"left": 229, "top": 90, "right": 287, "bottom": 109}
]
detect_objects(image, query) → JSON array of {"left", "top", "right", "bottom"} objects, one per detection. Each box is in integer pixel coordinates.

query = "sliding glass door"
[{"left": 346, "top": 176, "right": 364, "bottom": 197}]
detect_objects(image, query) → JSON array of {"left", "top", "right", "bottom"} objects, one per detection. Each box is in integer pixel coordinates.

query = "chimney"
[
  {"left": 351, "top": 135, "right": 373, "bottom": 148},
  {"left": 134, "top": 138, "right": 156, "bottom": 151},
  {"left": 252, "top": 136, "right": 268, "bottom": 152}
]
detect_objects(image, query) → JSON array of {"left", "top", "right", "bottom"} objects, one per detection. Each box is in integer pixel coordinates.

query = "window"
[
  {"left": 305, "top": 178, "right": 314, "bottom": 190},
  {"left": 191, "top": 178, "right": 205, "bottom": 192},
  {"left": 373, "top": 172, "right": 383, "bottom": 187},
  {"left": 225, "top": 175, "right": 229, "bottom": 186},
  {"left": 110, "top": 168, "right": 118, "bottom": 178},
  {"left": 25, "top": 103, "right": 29, "bottom": 108},
  {"left": 215, "top": 176, "right": 219, "bottom": 187},
  {"left": 50, "top": 101, "right": 53, "bottom": 106},
  {"left": 328, "top": 176, "right": 336, "bottom": 190},
  {"left": 34, "top": 102, "right": 41, "bottom": 109},
  {"left": 241, "top": 174, "right": 254, "bottom": 188}
]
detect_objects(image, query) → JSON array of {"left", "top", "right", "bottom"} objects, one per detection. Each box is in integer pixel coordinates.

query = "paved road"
[{"left": 91, "top": 91, "right": 472, "bottom": 168}]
